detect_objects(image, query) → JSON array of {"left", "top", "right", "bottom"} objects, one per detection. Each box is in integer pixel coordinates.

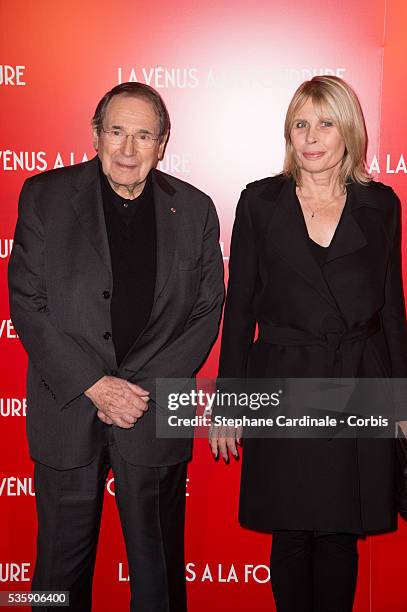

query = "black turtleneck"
[{"left": 99, "top": 165, "right": 156, "bottom": 366}]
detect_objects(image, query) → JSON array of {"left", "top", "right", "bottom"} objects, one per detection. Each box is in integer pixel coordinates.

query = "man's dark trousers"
[{"left": 32, "top": 425, "right": 187, "bottom": 612}]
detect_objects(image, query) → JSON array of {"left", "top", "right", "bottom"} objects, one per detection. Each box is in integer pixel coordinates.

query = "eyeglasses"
[{"left": 101, "top": 128, "right": 160, "bottom": 149}]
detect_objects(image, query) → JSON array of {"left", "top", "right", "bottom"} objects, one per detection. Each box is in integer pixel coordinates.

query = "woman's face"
[{"left": 290, "top": 97, "right": 346, "bottom": 178}]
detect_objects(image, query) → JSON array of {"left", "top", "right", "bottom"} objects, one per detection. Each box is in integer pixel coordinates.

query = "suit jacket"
[
  {"left": 218, "top": 174, "right": 407, "bottom": 533},
  {"left": 8, "top": 156, "right": 224, "bottom": 469}
]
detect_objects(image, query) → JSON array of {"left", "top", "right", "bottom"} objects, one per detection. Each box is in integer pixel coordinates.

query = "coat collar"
[
  {"left": 258, "top": 175, "right": 375, "bottom": 309},
  {"left": 71, "top": 156, "right": 179, "bottom": 303}
]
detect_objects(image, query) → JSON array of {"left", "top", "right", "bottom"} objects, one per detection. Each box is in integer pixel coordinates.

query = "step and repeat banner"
[{"left": 1, "top": 1, "right": 407, "bottom": 610}]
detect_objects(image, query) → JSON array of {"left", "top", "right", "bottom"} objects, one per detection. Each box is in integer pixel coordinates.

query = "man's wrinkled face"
[{"left": 93, "top": 94, "right": 167, "bottom": 198}]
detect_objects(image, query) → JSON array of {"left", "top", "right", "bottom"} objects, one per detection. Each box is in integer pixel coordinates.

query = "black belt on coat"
[{"left": 258, "top": 315, "right": 380, "bottom": 375}]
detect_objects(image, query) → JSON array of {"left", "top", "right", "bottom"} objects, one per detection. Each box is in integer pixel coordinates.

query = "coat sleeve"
[
  {"left": 218, "top": 189, "right": 258, "bottom": 378},
  {"left": 8, "top": 178, "right": 105, "bottom": 409},
  {"left": 381, "top": 190, "right": 407, "bottom": 382},
  {"left": 381, "top": 186, "right": 407, "bottom": 420}
]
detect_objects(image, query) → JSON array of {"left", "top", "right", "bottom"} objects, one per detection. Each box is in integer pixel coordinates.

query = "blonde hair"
[{"left": 283, "top": 76, "right": 371, "bottom": 186}]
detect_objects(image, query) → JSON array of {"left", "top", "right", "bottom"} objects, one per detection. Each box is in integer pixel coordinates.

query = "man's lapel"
[
  {"left": 151, "top": 169, "right": 179, "bottom": 306},
  {"left": 70, "top": 160, "right": 179, "bottom": 316},
  {"left": 71, "top": 156, "right": 112, "bottom": 277}
]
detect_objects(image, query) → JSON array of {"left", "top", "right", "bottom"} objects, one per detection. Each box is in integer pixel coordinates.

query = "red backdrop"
[{"left": 1, "top": 1, "right": 407, "bottom": 609}]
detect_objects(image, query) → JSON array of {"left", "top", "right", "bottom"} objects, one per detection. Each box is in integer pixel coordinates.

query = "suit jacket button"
[
  {"left": 102, "top": 291, "right": 111, "bottom": 299},
  {"left": 103, "top": 331, "right": 111, "bottom": 340}
]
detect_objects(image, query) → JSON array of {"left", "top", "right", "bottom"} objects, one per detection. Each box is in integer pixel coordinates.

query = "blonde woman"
[{"left": 211, "top": 76, "right": 407, "bottom": 611}]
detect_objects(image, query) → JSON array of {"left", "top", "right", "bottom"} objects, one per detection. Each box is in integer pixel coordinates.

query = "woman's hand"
[{"left": 209, "top": 424, "right": 243, "bottom": 462}]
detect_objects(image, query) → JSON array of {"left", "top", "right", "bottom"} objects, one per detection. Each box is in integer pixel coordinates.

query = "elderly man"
[{"left": 8, "top": 82, "right": 224, "bottom": 612}]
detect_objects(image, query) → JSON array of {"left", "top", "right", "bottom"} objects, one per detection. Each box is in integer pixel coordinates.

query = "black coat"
[
  {"left": 218, "top": 175, "right": 407, "bottom": 533},
  {"left": 8, "top": 157, "right": 224, "bottom": 469}
]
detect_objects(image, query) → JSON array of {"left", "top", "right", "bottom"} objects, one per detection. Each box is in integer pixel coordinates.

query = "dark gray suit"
[
  {"left": 8, "top": 156, "right": 224, "bottom": 611},
  {"left": 9, "top": 156, "right": 224, "bottom": 468}
]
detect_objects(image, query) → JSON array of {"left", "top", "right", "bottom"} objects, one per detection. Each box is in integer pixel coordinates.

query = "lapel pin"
[{"left": 170, "top": 207, "right": 177, "bottom": 214}]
